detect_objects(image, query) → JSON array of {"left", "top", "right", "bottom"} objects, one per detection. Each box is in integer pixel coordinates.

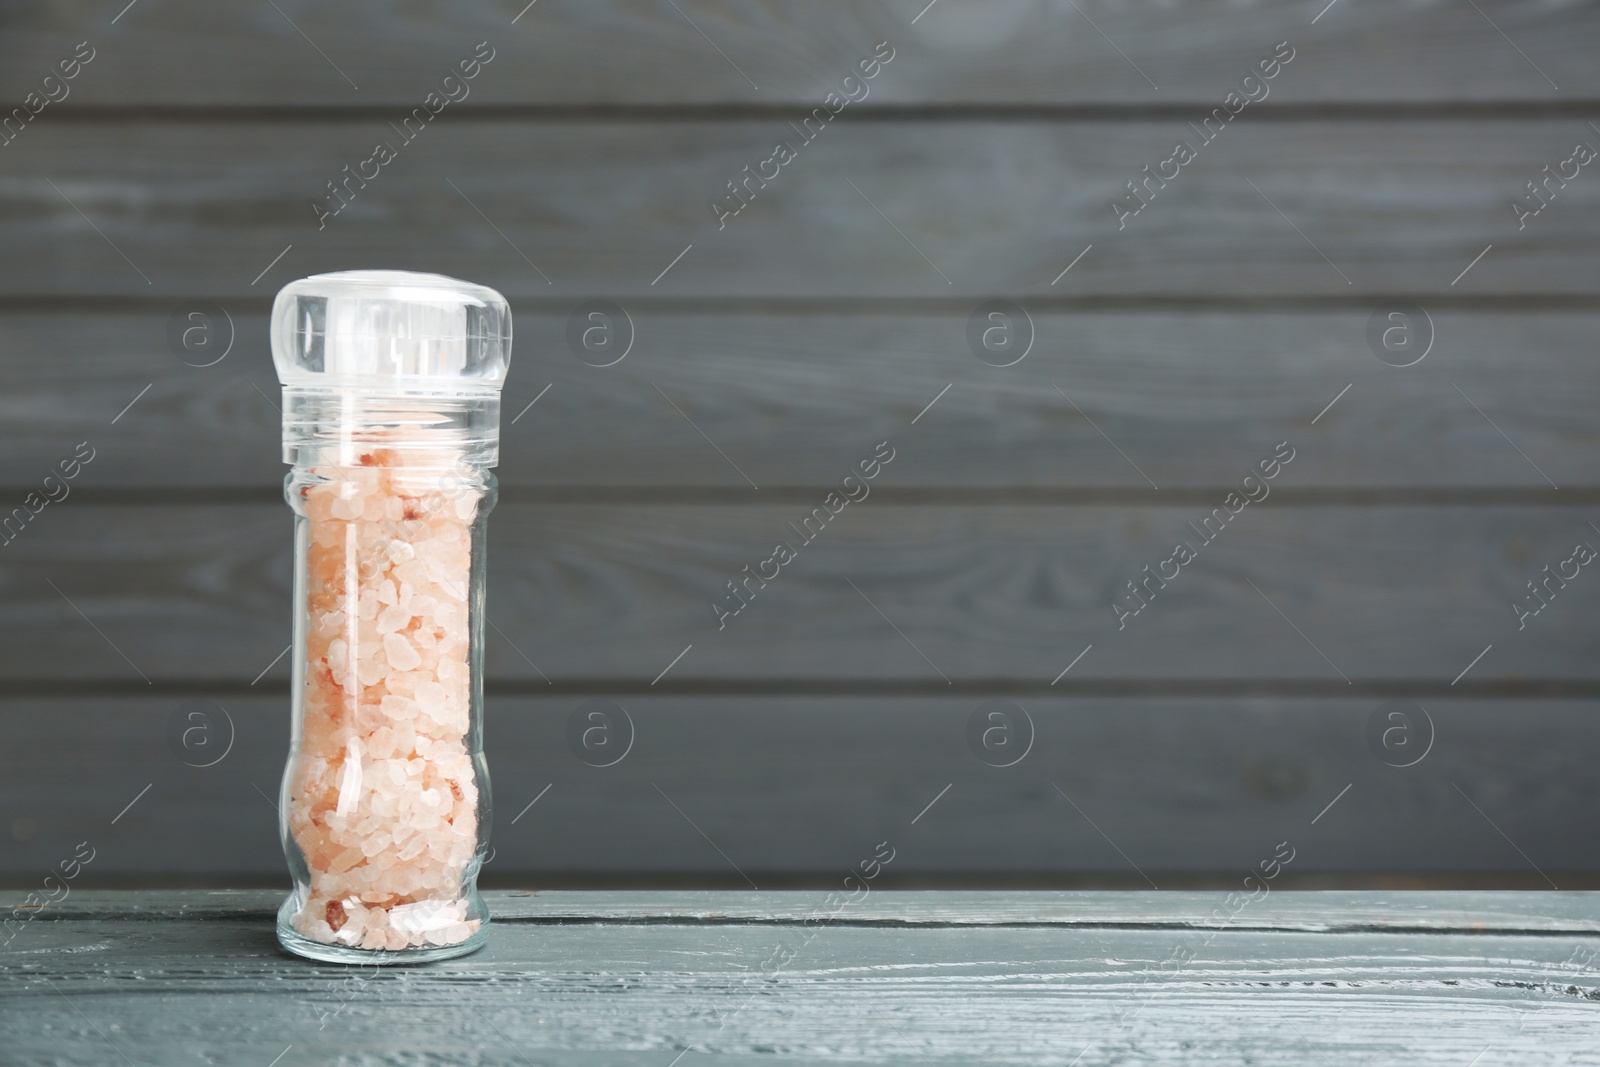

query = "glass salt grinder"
[{"left": 270, "top": 270, "right": 510, "bottom": 963}]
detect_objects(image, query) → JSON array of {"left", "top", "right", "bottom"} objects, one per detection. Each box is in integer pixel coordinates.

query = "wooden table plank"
[
  {"left": 4, "top": 696, "right": 1596, "bottom": 880},
  {"left": 3, "top": 892, "right": 1597, "bottom": 1066},
  {"left": 4, "top": 119, "right": 1595, "bottom": 298},
  {"left": 20, "top": 889, "right": 1600, "bottom": 933},
  {"left": 6, "top": 309, "right": 1598, "bottom": 491},
  {"left": 0, "top": 503, "right": 1593, "bottom": 684},
  {"left": 2, "top": 0, "right": 1593, "bottom": 106}
]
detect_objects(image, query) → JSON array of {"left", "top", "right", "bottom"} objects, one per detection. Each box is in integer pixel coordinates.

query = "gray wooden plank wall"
[{"left": 1, "top": 0, "right": 1597, "bottom": 887}]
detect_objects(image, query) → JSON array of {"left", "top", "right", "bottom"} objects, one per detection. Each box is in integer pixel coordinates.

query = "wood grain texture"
[
  {"left": 2, "top": 0, "right": 1595, "bottom": 106},
  {"left": 4, "top": 119, "right": 1595, "bottom": 299},
  {"left": 3, "top": 696, "right": 1596, "bottom": 880},
  {"left": 23, "top": 888, "right": 1600, "bottom": 932},
  {"left": 4, "top": 309, "right": 1598, "bottom": 491},
  {"left": 2, "top": 0, "right": 1596, "bottom": 891},
  {"left": 3, "top": 892, "right": 1598, "bottom": 1066},
  {"left": 0, "top": 502, "right": 1594, "bottom": 684}
]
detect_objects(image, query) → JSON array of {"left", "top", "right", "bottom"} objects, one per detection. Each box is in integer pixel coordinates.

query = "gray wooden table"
[{"left": 5, "top": 890, "right": 1597, "bottom": 1065}]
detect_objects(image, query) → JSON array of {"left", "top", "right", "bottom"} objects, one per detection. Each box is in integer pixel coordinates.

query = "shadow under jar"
[{"left": 270, "top": 271, "right": 512, "bottom": 963}]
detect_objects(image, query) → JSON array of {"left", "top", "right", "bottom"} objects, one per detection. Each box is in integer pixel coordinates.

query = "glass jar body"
[{"left": 275, "top": 458, "right": 495, "bottom": 964}]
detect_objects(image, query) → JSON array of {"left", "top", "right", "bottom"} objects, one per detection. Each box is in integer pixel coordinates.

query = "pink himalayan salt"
[{"left": 287, "top": 447, "right": 482, "bottom": 952}]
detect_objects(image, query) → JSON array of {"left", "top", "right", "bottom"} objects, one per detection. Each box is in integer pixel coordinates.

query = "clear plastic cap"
[
  {"left": 271, "top": 271, "right": 513, "bottom": 467},
  {"left": 272, "top": 270, "right": 510, "bottom": 394}
]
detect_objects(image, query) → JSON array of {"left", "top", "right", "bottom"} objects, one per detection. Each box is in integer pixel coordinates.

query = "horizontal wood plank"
[
  {"left": 0, "top": 503, "right": 1594, "bottom": 684},
  {"left": 4, "top": 893, "right": 1598, "bottom": 1065},
  {"left": 0, "top": 0, "right": 1595, "bottom": 906},
  {"left": 2, "top": 1, "right": 1594, "bottom": 107},
  {"left": 22, "top": 888, "right": 1600, "bottom": 933},
  {"left": 3, "top": 696, "right": 1597, "bottom": 880},
  {"left": 4, "top": 120, "right": 1595, "bottom": 299},
  {"left": 5, "top": 309, "right": 1598, "bottom": 491}
]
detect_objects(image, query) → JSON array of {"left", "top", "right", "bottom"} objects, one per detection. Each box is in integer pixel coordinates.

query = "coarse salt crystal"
[
  {"left": 414, "top": 682, "right": 448, "bottom": 723},
  {"left": 388, "top": 899, "right": 455, "bottom": 935},
  {"left": 376, "top": 604, "right": 411, "bottom": 634},
  {"left": 380, "top": 694, "right": 419, "bottom": 722},
  {"left": 356, "top": 655, "right": 386, "bottom": 688},
  {"left": 335, "top": 737, "right": 363, "bottom": 816},
  {"left": 384, "top": 632, "right": 421, "bottom": 672}
]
